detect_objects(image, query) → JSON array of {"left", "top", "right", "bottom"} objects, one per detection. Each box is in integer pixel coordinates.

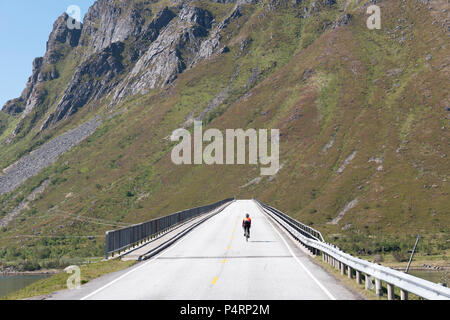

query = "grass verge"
[{"left": 2, "top": 259, "right": 136, "bottom": 300}]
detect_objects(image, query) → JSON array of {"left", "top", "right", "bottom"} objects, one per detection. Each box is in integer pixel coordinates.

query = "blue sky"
[{"left": 0, "top": 1, "right": 96, "bottom": 108}]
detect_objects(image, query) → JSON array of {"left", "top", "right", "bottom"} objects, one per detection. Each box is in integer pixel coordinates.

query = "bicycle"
[{"left": 244, "top": 227, "right": 250, "bottom": 242}]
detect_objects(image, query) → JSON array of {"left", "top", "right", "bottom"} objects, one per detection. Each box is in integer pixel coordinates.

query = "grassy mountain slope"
[{"left": 0, "top": 0, "right": 448, "bottom": 270}]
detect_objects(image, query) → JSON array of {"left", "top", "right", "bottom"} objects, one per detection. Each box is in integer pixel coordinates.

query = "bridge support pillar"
[
  {"left": 400, "top": 289, "right": 408, "bottom": 300},
  {"left": 387, "top": 283, "right": 394, "bottom": 300},
  {"left": 348, "top": 266, "right": 352, "bottom": 279},
  {"left": 340, "top": 263, "right": 345, "bottom": 276},
  {"left": 356, "top": 270, "right": 362, "bottom": 284},
  {"left": 375, "top": 278, "right": 383, "bottom": 297}
]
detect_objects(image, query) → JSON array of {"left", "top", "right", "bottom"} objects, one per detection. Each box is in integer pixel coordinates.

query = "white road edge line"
[
  {"left": 257, "top": 201, "right": 337, "bottom": 300},
  {"left": 80, "top": 203, "right": 232, "bottom": 300}
]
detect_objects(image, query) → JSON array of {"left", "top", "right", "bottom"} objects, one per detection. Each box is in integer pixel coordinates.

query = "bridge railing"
[
  {"left": 257, "top": 201, "right": 325, "bottom": 242},
  {"left": 255, "top": 199, "right": 450, "bottom": 300},
  {"left": 105, "top": 198, "right": 234, "bottom": 259}
]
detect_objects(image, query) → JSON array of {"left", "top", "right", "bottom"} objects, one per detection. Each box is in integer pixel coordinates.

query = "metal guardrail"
[
  {"left": 258, "top": 201, "right": 325, "bottom": 242},
  {"left": 105, "top": 198, "right": 234, "bottom": 259},
  {"left": 255, "top": 199, "right": 450, "bottom": 300}
]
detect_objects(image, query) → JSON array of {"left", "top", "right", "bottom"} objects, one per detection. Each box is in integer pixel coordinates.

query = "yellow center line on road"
[
  {"left": 211, "top": 217, "right": 238, "bottom": 286},
  {"left": 212, "top": 214, "right": 245, "bottom": 285}
]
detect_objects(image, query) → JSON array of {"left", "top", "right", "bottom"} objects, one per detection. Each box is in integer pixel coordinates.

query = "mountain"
[{"left": 0, "top": 0, "right": 449, "bottom": 269}]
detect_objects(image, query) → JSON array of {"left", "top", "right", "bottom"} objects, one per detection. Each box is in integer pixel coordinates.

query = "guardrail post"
[
  {"left": 400, "top": 289, "right": 408, "bottom": 300},
  {"left": 348, "top": 266, "right": 352, "bottom": 279},
  {"left": 105, "top": 231, "right": 109, "bottom": 260},
  {"left": 387, "top": 283, "right": 394, "bottom": 300},
  {"left": 375, "top": 278, "right": 383, "bottom": 297},
  {"left": 340, "top": 262, "right": 345, "bottom": 276},
  {"left": 365, "top": 274, "right": 371, "bottom": 290},
  {"left": 356, "top": 270, "right": 362, "bottom": 284}
]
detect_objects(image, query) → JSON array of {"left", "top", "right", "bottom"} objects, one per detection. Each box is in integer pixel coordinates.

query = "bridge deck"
[
  {"left": 50, "top": 200, "right": 362, "bottom": 300},
  {"left": 119, "top": 204, "right": 227, "bottom": 261}
]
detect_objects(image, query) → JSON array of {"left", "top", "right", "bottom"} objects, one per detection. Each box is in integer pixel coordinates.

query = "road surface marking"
[
  {"left": 227, "top": 245, "right": 231, "bottom": 250},
  {"left": 80, "top": 213, "right": 208, "bottom": 300},
  {"left": 212, "top": 276, "right": 218, "bottom": 285},
  {"left": 222, "top": 259, "right": 226, "bottom": 264},
  {"left": 259, "top": 205, "right": 337, "bottom": 300}
]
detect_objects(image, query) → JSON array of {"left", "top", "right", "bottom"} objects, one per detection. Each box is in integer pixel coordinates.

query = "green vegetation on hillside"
[{"left": 0, "top": 0, "right": 448, "bottom": 272}]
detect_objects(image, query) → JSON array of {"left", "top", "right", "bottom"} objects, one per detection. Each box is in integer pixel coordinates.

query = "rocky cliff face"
[
  {"left": 79, "top": 0, "right": 152, "bottom": 55},
  {"left": 3, "top": 0, "right": 255, "bottom": 133},
  {"left": 110, "top": 5, "right": 217, "bottom": 104},
  {"left": 6, "top": 13, "right": 81, "bottom": 116},
  {"left": 41, "top": 42, "right": 126, "bottom": 130}
]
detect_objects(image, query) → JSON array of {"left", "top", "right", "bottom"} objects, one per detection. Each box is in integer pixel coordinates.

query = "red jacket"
[{"left": 242, "top": 217, "right": 251, "bottom": 228}]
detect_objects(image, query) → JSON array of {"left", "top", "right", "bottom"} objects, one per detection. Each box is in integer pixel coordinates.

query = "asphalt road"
[{"left": 50, "top": 200, "right": 360, "bottom": 300}]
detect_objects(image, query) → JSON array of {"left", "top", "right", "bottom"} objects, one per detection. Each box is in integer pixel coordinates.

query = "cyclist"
[{"left": 242, "top": 213, "right": 252, "bottom": 239}]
